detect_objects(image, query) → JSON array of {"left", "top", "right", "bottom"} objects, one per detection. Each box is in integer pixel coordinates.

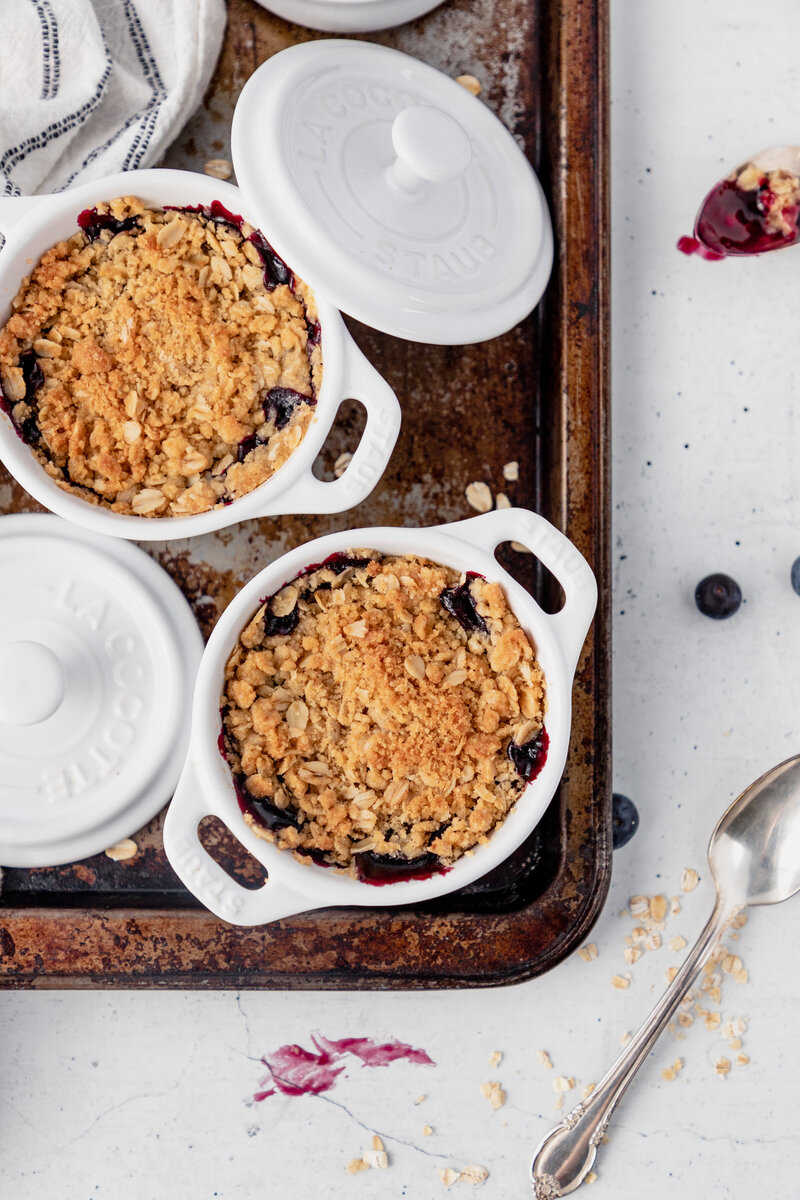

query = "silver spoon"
[
  {"left": 691, "top": 146, "right": 800, "bottom": 257},
  {"left": 531, "top": 753, "right": 800, "bottom": 1198}
]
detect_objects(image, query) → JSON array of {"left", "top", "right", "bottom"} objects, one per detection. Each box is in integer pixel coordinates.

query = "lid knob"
[
  {"left": 388, "top": 105, "right": 472, "bottom": 195},
  {"left": 0, "top": 640, "right": 65, "bottom": 726}
]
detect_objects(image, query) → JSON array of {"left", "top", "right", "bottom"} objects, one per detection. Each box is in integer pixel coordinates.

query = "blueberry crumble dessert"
[
  {"left": 220, "top": 552, "right": 548, "bottom": 882},
  {"left": 0, "top": 197, "right": 322, "bottom": 517}
]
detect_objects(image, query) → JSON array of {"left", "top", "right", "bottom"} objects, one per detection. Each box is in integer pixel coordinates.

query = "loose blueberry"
[
  {"left": 507, "top": 727, "right": 549, "bottom": 783},
  {"left": 694, "top": 573, "right": 742, "bottom": 619},
  {"left": 264, "top": 386, "right": 315, "bottom": 431},
  {"left": 791, "top": 557, "right": 800, "bottom": 596},
  {"left": 440, "top": 574, "right": 488, "bottom": 634},
  {"left": 77, "top": 207, "right": 141, "bottom": 243},
  {"left": 612, "top": 792, "right": 639, "bottom": 850}
]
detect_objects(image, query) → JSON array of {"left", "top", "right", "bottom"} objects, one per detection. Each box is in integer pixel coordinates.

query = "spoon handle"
[{"left": 531, "top": 898, "right": 737, "bottom": 1197}]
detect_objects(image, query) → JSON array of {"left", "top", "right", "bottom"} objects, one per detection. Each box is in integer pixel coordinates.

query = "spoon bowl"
[
  {"left": 711, "top": 755, "right": 800, "bottom": 908},
  {"left": 693, "top": 146, "right": 800, "bottom": 257},
  {"left": 531, "top": 753, "right": 800, "bottom": 1197}
]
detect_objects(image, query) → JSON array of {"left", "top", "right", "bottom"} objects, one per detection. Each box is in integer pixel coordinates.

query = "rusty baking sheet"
[{"left": 0, "top": 0, "right": 610, "bottom": 989}]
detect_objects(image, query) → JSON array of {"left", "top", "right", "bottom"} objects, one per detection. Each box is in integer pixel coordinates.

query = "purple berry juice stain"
[{"left": 254, "top": 1033, "right": 434, "bottom": 1100}]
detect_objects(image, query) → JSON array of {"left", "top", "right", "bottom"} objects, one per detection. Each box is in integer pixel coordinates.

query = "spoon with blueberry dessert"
[
  {"left": 531, "top": 752, "right": 800, "bottom": 1196},
  {"left": 680, "top": 146, "right": 800, "bottom": 259}
]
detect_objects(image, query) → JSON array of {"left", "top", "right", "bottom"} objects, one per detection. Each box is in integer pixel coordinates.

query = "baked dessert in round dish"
[
  {"left": 0, "top": 197, "right": 322, "bottom": 517},
  {"left": 219, "top": 551, "right": 548, "bottom": 883}
]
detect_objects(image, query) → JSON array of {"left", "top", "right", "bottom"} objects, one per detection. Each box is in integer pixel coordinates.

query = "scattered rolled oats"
[
  {"left": 721, "top": 954, "right": 743, "bottom": 976},
  {"left": 502, "top": 460, "right": 519, "bottom": 481},
  {"left": 577, "top": 943, "right": 598, "bottom": 962},
  {"left": 415, "top": 1094, "right": 427, "bottom": 1104},
  {"left": 714, "top": 1057, "right": 732, "bottom": 1078},
  {"left": 611, "top": 974, "right": 630, "bottom": 989},
  {"left": 510, "top": 541, "right": 531, "bottom": 554},
  {"left": 204, "top": 158, "right": 234, "bottom": 179},
  {"left": 455, "top": 74, "right": 482, "bottom": 96},
  {"left": 480, "top": 1081, "right": 506, "bottom": 1110},
  {"left": 488, "top": 1051, "right": 503, "bottom": 1067},
  {"left": 423, "top": 1125, "right": 433, "bottom": 1136},
  {"left": 620, "top": 1031, "right": 631, "bottom": 1047},
  {"left": 623, "top": 946, "right": 642, "bottom": 965},
  {"left": 661, "top": 1058, "right": 683, "bottom": 1082},
  {"left": 552, "top": 1076, "right": 574, "bottom": 1093},
  {"left": 536, "top": 1050, "right": 553, "bottom": 1070},
  {"left": 649, "top": 895, "right": 668, "bottom": 923},
  {"left": 735, "top": 967, "right": 749, "bottom": 984},
  {"left": 665, "top": 967, "right": 678, "bottom": 983},
  {"left": 670, "top": 896, "right": 682, "bottom": 915},
  {"left": 495, "top": 492, "right": 511, "bottom": 509},
  {"left": 439, "top": 1168, "right": 460, "bottom": 1188},
  {"left": 586, "top": 1172, "right": 598, "bottom": 1185},
  {"left": 669, "top": 935, "right": 687, "bottom": 953},
  {"left": 459, "top": 1165, "right": 489, "bottom": 1185},
  {"left": 334, "top": 451, "right": 353, "bottom": 478},
  {"left": 363, "top": 1136, "right": 389, "bottom": 1168},
  {"left": 629, "top": 895, "right": 649, "bottom": 919},
  {"left": 465, "top": 481, "right": 493, "bottom": 513},
  {"left": 105, "top": 838, "right": 138, "bottom": 861},
  {"left": 737, "top": 1053, "right": 750, "bottom": 1065},
  {"left": 681, "top": 867, "right": 699, "bottom": 892},
  {"left": 346, "top": 1158, "right": 370, "bottom": 1174},
  {"left": 582, "top": 1083, "right": 596, "bottom": 1100}
]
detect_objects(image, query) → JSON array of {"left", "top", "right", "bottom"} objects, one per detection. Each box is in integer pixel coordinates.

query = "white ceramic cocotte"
[
  {"left": 0, "top": 170, "right": 401, "bottom": 541},
  {"left": 163, "top": 508, "right": 597, "bottom": 926}
]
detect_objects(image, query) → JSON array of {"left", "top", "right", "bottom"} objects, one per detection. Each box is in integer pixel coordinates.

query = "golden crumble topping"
[
  {"left": 0, "top": 196, "right": 322, "bottom": 517},
  {"left": 220, "top": 552, "right": 547, "bottom": 881}
]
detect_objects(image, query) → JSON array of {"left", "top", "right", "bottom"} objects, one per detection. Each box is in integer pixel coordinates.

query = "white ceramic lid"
[
  {"left": 231, "top": 41, "right": 553, "bottom": 344},
  {"left": 252, "top": 0, "right": 444, "bottom": 34},
  {"left": 0, "top": 514, "right": 204, "bottom": 867}
]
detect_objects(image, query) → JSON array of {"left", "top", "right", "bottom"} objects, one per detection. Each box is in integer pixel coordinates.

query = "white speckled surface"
[{"left": 2, "top": 1, "right": 800, "bottom": 1194}]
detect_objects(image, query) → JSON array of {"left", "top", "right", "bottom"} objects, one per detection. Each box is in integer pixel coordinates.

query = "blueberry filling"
[
  {"left": 264, "top": 386, "right": 314, "bottom": 431},
  {"left": 234, "top": 773, "right": 301, "bottom": 832},
  {"left": 77, "top": 207, "right": 142, "bottom": 243},
  {"left": 507, "top": 726, "right": 549, "bottom": 783},
  {"left": 0, "top": 349, "right": 45, "bottom": 446},
  {"left": 307, "top": 320, "right": 321, "bottom": 347},
  {"left": 237, "top": 432, "right": 258, "bottom": 463},
  {"left": 263, "top": 604, "right": 300, "bottom": 638},
  {"left": 247, "top": 230, "right": 294, "bottom": 291},
  {"left": 440, "top": 573, "right": 488, "bottom": 634},
  {"left": 355, "top": 850, "right": 444, "bottom": 885},
  {"left": 233, "top": 387, "right": 316, "bottom": 468}
]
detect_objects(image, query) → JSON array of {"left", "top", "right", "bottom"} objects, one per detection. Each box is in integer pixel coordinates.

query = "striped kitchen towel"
[{"left": 0, "top": 0, "right": 226, "bottom": 197}]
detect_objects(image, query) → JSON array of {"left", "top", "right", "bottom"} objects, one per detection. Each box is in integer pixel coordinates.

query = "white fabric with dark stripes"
[{"left": 0, "top": 0, "right": 225, "bottom": 197}]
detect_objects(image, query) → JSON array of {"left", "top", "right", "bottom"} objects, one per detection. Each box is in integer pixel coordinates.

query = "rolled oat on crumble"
[
  {"left": 220, "top": 552, "right": 547, "bottom": 880},
  {"left": 0, "top": 196, "right": 322, "bottom": 517}
]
